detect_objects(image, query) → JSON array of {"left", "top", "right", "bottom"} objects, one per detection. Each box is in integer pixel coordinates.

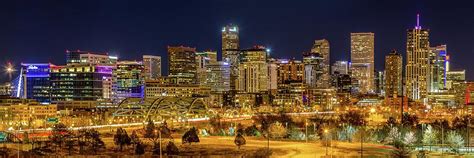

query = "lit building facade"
[
  {"left": 113, "top": 61, "right": 145, "bottom": 100},
  {"left": 384, "top": 50, "right": 403, "bottom": 98},
  {"left": 310, "top": 39, "right": 330, "bottom": 88},
  {"left": 80, "top": 53, "right": 117, "bottom": 65},
  {"left": 447, "top": 70, "right": 466, "bottom": 106},
  {"left": 205, "top": 61, "right": 231, "bottom": 93},
  {"left": 20, "top": 63, "right": 52, "bottom": 103},
  {"left": 237, "top": 46, "right": 268, "bottom": 93},
  {"left": 145, "top": 81, "right": 208, "bottom": 98},
  {"left": 406, "top": 15, "right": 430, "bottom": 100},
  {"left": 303, "top": 52, "right": 324, "bottom": 88},
  {"left": 351, "top": 32, "right": 375, "bottom": 94},
  {"left": 274, "top": 59, "right": 305, "bottom": 106},
  {"left": 196, "top": 51, "right": 217, "bottom": 85},
  {"left": 428, "top": 45, "right": 448, "bottom": 92},
  {"left": 50, "top": 65, "right": 113, "bottom": 101},
  {"left": 66, "top": 50, "right": 116, "bottom": 65},
  {"left": 374, "top": 71, "right": 384, "bottom": 96},
  {"left": 331, "top": 72, "right": 352, "bottom": 93},
  {"left": 168, "top": 46, "right": 197, "bottom": 85},
  {"left": 331, "top": 61, "right": 349, "bottom": 75},
  {"left": 267, "top": 60, "right": 278, "bottom": 92},
  {"left": 143, "top": 55, "right": 161, "bottom": 79},
  {"left": 222, "top": 24, "right": 240, "bottom": 91}
]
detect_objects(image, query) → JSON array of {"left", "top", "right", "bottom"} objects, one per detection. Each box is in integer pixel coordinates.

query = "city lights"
[{"left": 0, "top": 2, "right": 472, "bottom": 157}]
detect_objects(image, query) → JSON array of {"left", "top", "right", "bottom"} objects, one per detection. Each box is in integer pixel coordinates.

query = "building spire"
[{"left": 416, "top": 14, "right": 421, "bottom": 29}]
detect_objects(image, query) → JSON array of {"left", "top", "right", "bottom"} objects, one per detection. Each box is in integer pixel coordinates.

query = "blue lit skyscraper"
[{"left": 20, "top": 63, "right": 52, "bottom": 103}]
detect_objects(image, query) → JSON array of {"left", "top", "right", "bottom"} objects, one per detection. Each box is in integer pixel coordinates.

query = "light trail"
[{"left": 11, "top": 111, "right": 332, "bottom": 133}]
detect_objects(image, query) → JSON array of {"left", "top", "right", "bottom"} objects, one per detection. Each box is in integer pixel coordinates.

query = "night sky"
[{"left": 1, "top": 0, "right": 473, "bottom": 83}]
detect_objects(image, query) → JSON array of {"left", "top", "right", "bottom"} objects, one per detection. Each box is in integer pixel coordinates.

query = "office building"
[
  {"left": 237, "top": 46, "right": 268, "bottom": 93},
  {"left": 428, "top": 45, "right": 448, "bottom": 92},
  {"left": 406, "top": 15, "right": 430, "bottom": 100},
  {"left": 196, "top": 51, "right": 217, "bottom": 85},
  {"left": 50, "top": 65, "right": 114, "bottom": 101},
  {"left": 168, "top": 46, "right": 197, "bottom": 85},
  {"left": 222, "top": 24, "right": 240, "bottom": 91},
  {"left": 384, "top": 50, "right": 403, "bottom": 98},
  {"left": 351, "top": 32, "right": 375, "bottom": 94},
  {"left": 143, "top": 55, "right": 161, "bottom": 79},
  {"left": 66, "top": 50, "right": 116, "bottom": 65},
  {"left": 20, "top": 63, "right": 52, "bottom": 103},
  {"left": 310, "top": 39, "right": 330, "bottom": 88},
  {"left": 274, "top": 59, "right": 305, "bottom": 106},
  {"left": 303, "top": 52, "right": 324, "bottom": 88},
  {"left": 332, "top": 61, "right": 349, "bottom": 75},
  {"left": 206, "top": 61, "right": 231, "bottom": 93},
  {"left": 113, "top": 61, "right": 145, "bottom": 101}
]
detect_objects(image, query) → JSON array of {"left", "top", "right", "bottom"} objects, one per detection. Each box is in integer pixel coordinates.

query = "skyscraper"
[
  {"left": 303, "top": 52, "right": 324, "bottom": 88},
  {"left": 274, "top": 59, "right": 305, "bottom": 106},
  {"left": 222, "top": 24, "right": 240, "bottom": 90},
  {"left": 143, "top": 55, "right": 161, "bottom": 79},
  {"left": 206, "top": 61, "right": 231, "bottom": 93},
  {"left": 428, "top": 45, "right": 448, "bottom": 92},
  {"left": 196, "top": 51, "right": 217, "bottom": 85},
  {"left": 237, "top": 46, "right": 268, "bottom": 93},
  {"left": 406, "top": 14, "right": 430, "bottom": 100},
  {"left": 311, "top": 39, "right": 330, "bottom": 88},
  {"left": 384, "top": 50, "right": 403, "bottom": 98},
  {"left": 168, "top": 46, "right": 197, "bottom": 85},
  {"left": 350, "top": 32, "right": 375, "bottom": 94}
]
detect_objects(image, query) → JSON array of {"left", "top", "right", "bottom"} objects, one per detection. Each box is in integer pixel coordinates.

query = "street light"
[
  {"left": 324, "top": 129, "right": 329, "bottom": 156},
  {"left": 154, "top": 129, "right": 162, "bottom": 158},
  {"left": 5, "top": 62, "right": 15, "bottom": 80},
  {"left": 305, "top": 120, "right": 308, "bottom": 143}
]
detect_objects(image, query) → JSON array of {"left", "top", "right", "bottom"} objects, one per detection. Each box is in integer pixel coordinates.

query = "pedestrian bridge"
[{"left": 112, "top": 97, "right": 210, "bottom": 122}]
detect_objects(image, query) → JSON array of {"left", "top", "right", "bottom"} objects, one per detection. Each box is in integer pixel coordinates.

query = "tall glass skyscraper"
[{"left": 406, "top": 14, "right": 430, "bottom": 100}]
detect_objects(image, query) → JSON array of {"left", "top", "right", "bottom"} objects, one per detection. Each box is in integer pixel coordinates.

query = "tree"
[
  {"left": 234, "top": 133, "right": 246, "bottom": 149},
  {"left": 144, "top": 118, "right": 156, "bottom": 139},
  {"left": 236, "top": 123, "right": 245, "bottom": 135},
  {"left": 114, "top": 127, "right": 131, "bottom": 151},
  {"left": 159, "top": 121, "right": 173, "bottom": 139},
  {"left": 401, "top": 113, "right": 419, "bottom": 128},
  {"left": 403, "top": 131, "right": 417, "bottom": 146},
  {"left": 135, "top": 142, "right": 145, "bottom": 155},
  {"left": 86, "top": 129, "right": 105, "bottom": 154},
  {"left": 337, "top": 125, "right": 357, "bottom": 142},
  {"left": 244, "top": 124, "right": 260, "bottom": 136},
  {"left": 165, "top": 141, "right": 179, "bottom": 155},
  {"left": 130, "top": 130, "right": 140, "bottom": 145},
  {"left": 386, "top": 117, "right": 398, "bottom": 127},
  {"left": 386, "top": 127, "right": 401, "bottom": 144},
  {"left": 182, "top": 127, "right": 200, "bottom": 144},
  {"left": 268, "top": 121, "right": 287, "bottom": 139},
  {"left": 339, "top": 111, "right": 366, "bottom": 127},
  {"left": 422, "top": 125, "right": 437, "bottom": 151},
  {"left": 446, "top": 131, "right": 464, "bottom": 153},
  {"left": 49, "top": 123, "right": 70, "bottom": 151}
]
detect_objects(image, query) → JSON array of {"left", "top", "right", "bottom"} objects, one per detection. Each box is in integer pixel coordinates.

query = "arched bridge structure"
[{"left": 112, "top": 97, "right": 211, "bottom": 122}]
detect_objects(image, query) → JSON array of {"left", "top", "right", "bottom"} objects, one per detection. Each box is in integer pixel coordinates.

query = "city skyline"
[{"left": 1, "top": 1, "right": 473, "bottom": 83}]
